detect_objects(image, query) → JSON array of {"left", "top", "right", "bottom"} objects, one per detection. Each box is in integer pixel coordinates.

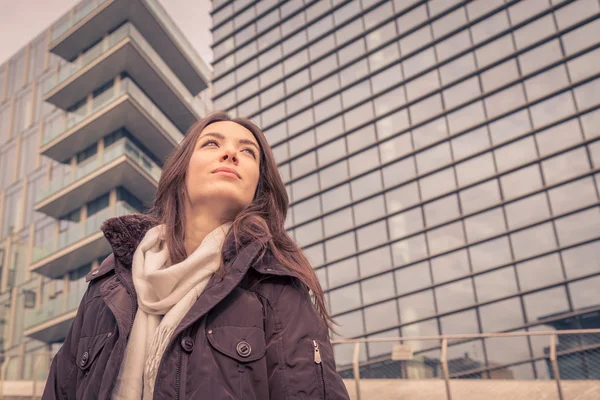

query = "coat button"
[
  {"left": 80, "top": 351, "right": 89, "bottom": 367},
  {"left": 236, "top": 341, "right": 252, "bottom": 358},
  {"left": 181, "top": 336, "right": 194, "bottom": 353}
]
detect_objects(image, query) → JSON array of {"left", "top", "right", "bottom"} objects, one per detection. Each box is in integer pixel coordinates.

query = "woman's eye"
[
  {"left": 202, "top": 140, "right": 218, "bottom": 147},
  {"left": 243, "top": 148, "right": 256, "bottom": 158}
]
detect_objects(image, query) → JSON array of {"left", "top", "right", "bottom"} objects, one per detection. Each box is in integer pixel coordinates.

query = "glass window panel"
[
  {"left": 432, "top": 7, "right": 467, "bottom": 38},
  {"left": 416, "top": 142, "right": 452, "bottom": 175},
  {"left": 419, "top": 168, "right": 457, "bottom": 201},
  {"left": 469, "top": 236, "right": 513, "bottom": 272},
  {"left": 323, "top": 208, "right": 353, "bottom": 237},
  {"left": 356, "top": 220, "right": 388, "bottom": 251},
  {"left": 542, "top": 148, "right": 590, "bottom": 186},
  {"left": 581, "top": 109, "right": 600, "bottom": 140},
  {"left": 518, "top": 39, "right": 562, "bottom": 75},
  {"left": 475, "top": 266, "right": 519, "bottom": 303},
  {"left": 574, "top": 77, "right": 600, "bottom": 110},
  {"left": 523, "top": 287, "right": 570, "bottom": 322},
  {"left": 466, "top": 0, "right": 504, "bottom": 20},
  {"left": 412, "top": 117, "right": 449, "bottom": 149},
  {"left": 456, "top": 153, "right": 496, "bottom": 187},
  {"left": 439, "top": 53, "right": 477, "bottom": 85},
  {"left": 395, "top": 261, "right": 432, "bottom": 295},
  {"left": 311, "top": 75, "right": 340, "bottom": 102},
  {"left": 517, "top": 253, "right": 564, "bottom": 291},
  {"left": 524, "top": 65, "right": 570, "bottom": 102},
  {"left": 460, "top": 179, "right": 502, "bottom": 214},
  {"left": 464, "top": 208, "right": 506, "bottom": 243},
  {"left": 317, "top": 138, "right": 345, "bottom": 167},
  {"left": 479, "top": 298, "right": 525, "bottom": 332},
  {"left": 366, "top": 21, "right": 397, "bottom": 51},
  {"left": 315, "top": 117, "right": 344, "bottom": 146},
  {"left": 325, "top": 231, "right": 357, "bottom": 262},
  {"left": 291, "top": 173, "right": 319, "bottom": 199},
  {"left": 362, "top": 273, "right": 395, "bottom": 304},
  {"left": 333, "top": 311, "right": 365, "bottom": 347},
  {"left": 321, "top": 184, "right": 351, "bottom": 214},
  {"left": 392, "top": 233, "right": 428, "bottom": 266},
  {"left": 427, "top": 221, "right": 465, "bottom": 255},
  {"left": 484, "top": 84, "right": 526, "bottom": 118},
  {"left": 396, "top": 4, "right": 428, "bottom": 34},
  {"left": 338, "top": 38, "right": 367, "bottom": 65},
  {"left": 376, "top": 109, "right": 410, "bottom": 142},
  {"left": 431, "top": 249, "right": 470, "bottom": 284},
  {"left": 501, "top": 164, "right": 543, "bottom": 199},
  {"left": 569, "top": 275, "right": 600, "bottom": 310},
  {"left": 555, "top": 207, "right": 600, "bottom": 247},
  {"left": 382, "top": 157, "right": 417, "bottom": 188},
  {"left": 495, "top": 137, "right": 538, "bottom": 173},
  {"left": 329, "top": 284, "right": 362, "bottom": 314},
  {"left": 344, "top": 102, "right": 374, "bottom": 131},
  {"left": 314, "top": 95, "right": 341, "bottom": 123},
  {"left": 514, "top": 15, "right": 556, "bottom": 50},
  {"left": 388, "top": 207, "right": 424, "bottom": 240},
  {"left": 549, "top": 177, "right": 598, "bottom": 215},
  {"left": 567, "top": 47, "right": 600, "bottom": 83},
  {"left": 373, "top": 86, "right": 406, "bottom": 117},
  {"left": 409, "top": 94, "right": 444, "bottom": 125},
  {"left": 364, "top": 300, "right": 399, "bottom": 332},
  {"left": 310, "top": 54, "right": 338, "bottom": 81},
  {"left": 399, "top": 26, "right": 432, "bottom": 55},
  {"left": 562, "top": 241, "right": 600, "bottom": 279},
  {"left": 476, "top": 35, "right": 516, "bottom": 68},
  {"left": 536, "top": 119, "right": 583, "bottom": 157},
  {"left": 436, "top": 30, "right": 471, "bottom": 62},
  {"left": 402, "top": 48, "right": 436, "bottom": 78},
  {"left": 436, "top": 278, "right": 476, "bottom": 314},
  {"left": 354, "top": 194, "right": 387, "bottom": 226},
  {"left": 510, "top": 222, "right": 557, "bottom": 260},
  {"left": 470, "top": 10, "right": 510, "bottom": 44},
  {"left": 406, "top": 71, "right": 440, "bottom": 101},
  {"left": 561, "top": 19, "right": 600, "bottom": 56},
  {"left": 340, "top": 59, "right": 369, "bottom": 87},
  {"left": 446, "top": 101, "right": 486, "bottom": 134},
  {"left": 294, "top": 220, "right": 324, "bottom": 247},
  {"left": 284, "top": 68, "right": 310, "bottom": 93},
  {"left": 424, "top": 194, "right": 460, "bottom": 227},
  {"left": 530, "top": 92, "right": 576, "bottom": 128},
  {"left": 320, "top": 160, "right": 348, "bottom": 189},
  {"left": 508, "top": 0, "right": 550, "bottom": 25},
  {"left": 304, "top": 243, "right": 325, "bottom": 267},
  {"left": 293, "top": 196, "right": 321, "bottom": 224},
  {"left": 440, "top": 309, "right": 479, "bottom": 335},
  {"left": 370, "top": 63, "right": 403, "bottom": 95},
  {"left": 328, "top": 257, "right": 359, "bottom": 288},
  {"left": 341, "top": 80, "right": 372, "bottom": 110},
  {"left": 359, "top": 246, "right": 393, "bottom": 277},
  {"left": 489, "top": 110, "right": 532, "bottom": 145},
  {"left": 398, "top": 290, "right": 437, "bottom": 324},
  {"left": 443, "top": 77, "right": 481, "bottom": 109},
  {"left": 451, "top": 127, "right": 491, "bottom": 160},
  {"left": 506, "top": 193, "right": 551, "bottom": 230},
  {"left": 364, "top": 1, "right": 394, "bottom": 30},
  {"left": 385, "top": 182, "right": 420, "bottom": 214},
  {"left": 351, "top": 170, "right": 383, "bottom": 201}
]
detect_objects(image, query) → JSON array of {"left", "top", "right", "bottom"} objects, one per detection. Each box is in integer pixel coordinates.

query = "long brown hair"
[{"left": 146, "top": 111, "right": 334, "bottom": 330}]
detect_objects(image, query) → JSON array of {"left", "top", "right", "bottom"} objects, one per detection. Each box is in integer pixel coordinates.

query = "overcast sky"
[{"left": 0, "top": 0, "right": 213, "bottom": 66}]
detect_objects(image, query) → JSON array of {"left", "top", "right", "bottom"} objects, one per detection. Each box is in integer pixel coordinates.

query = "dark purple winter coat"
[{"left": 42, "top": 213, "right": 350, "bottom": 400}]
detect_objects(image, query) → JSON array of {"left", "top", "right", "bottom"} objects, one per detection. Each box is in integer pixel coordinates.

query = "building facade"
[
  {"left": 0, "top": 0, "right": 211, "bottom": 390},
  {"left": 209, "top": 0, "right": 600, "bottom": 379}
]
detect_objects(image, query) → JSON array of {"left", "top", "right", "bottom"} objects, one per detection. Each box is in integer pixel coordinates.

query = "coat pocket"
[
  {"left": 206, "top": 326, "right": 266, "bottom": 362},
  {"left": 76, "top": 332, "right": 112, "bottom": 373},
  {"left": 312, "top": 339, "right": 327, "bottom": 400}
]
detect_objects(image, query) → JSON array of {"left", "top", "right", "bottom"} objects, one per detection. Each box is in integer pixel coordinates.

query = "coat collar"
[{"left": 86, "top": 213, "right": 294, "bottom": 281}]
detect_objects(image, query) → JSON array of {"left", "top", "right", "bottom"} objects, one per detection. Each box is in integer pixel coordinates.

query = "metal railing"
[{"left": 333, "top": 329, "right": 600, "bottom": 400}]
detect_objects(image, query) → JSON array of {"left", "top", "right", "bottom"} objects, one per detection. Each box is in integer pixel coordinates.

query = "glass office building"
[
  {"left": 0, "top": 0, "right": 211, "bottom": 390},
  {"left": 210, "top": 0, "right": 600, "bottom": 379}
]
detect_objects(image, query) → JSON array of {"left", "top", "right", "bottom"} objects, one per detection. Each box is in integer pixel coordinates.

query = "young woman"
[{"left": 42, "top": 112, "right": 350, "bottom": 399}]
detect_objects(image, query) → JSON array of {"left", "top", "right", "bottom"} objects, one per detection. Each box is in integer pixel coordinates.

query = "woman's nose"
[{"left": 220, "top": 149, "right": 238, "bottom": 164}]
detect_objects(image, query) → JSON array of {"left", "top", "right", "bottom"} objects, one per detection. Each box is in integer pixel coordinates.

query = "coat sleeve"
[
  {"left": 263, "top": 276, "right": 350, "bottom": 400},
  {"left": 42, "top": 285, "right": 89, "bottom": 400}
]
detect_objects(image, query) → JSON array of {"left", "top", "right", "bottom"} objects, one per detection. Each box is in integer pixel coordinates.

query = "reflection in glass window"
[
  {"left": 484, "top": 84, "right": 526, "bottom": 118},
  {"left": 427, "top": 221, "right": 465, "bottom": 254},
  {"left": 325, "top": 232, "right": 357, "bottom": 262},
  {"left": 443, "top": 77, "right": 481, "bottom": 109},
  {"left": 500, "top": 164, "right": 543, "bottom": 199},
  {"left": 364, "top": 300, "right": 399, "bottom": 332},
  {"left": 416, "top": 142, "right": 452, "bottom": 175},
  {"left": 403, "top": 48, "right": 436, "bottom": 78},
  {"left": 525, "top": 65, "right": 570, "bottom": 101},
  {"left": 356, "top": 220, "right": 388, "bottom": 251},
  {"left": 388, "top": 207, "right": 424, "bottom": 240},
  {"left": 294, "top": 220, "right": 324, "bottom": 247},
  {"left": 291, "top": 173, "right": 319, "bottom": 200},
  {"left": 424, "top": 194, "right": 460, "bottom": 227},
  {"left": 451, "top": 127, "right": 491, "bottom": 160},
  {"left": 392, "top": 234, "right": 428, "bottom": 266},
  {"left": 440, "top": 309, "right": 479, "bottom": 335},
  {"left": 362, "top": 273, "right": 395, "bottom": 304},
  {"left": 439, "top": 53, "right": 477, "bottom": 85},
  {"left": 460, "top": 179, "right": 502, "bottom": 214},
  {"left": 505, "top": 193, "right": 550, "bottom": 230},
  {"left": 485, "top": 336, "right": 533, "bottom": 377},
  {"left": 431, "top": 249, "right": 470, "bottom": 284},
  {"left": 342, "top": 81, "right": 372, "bottom": 110},
  {"left": 464, "top": 208, "right": 506, "bottom": 243},
  {"left": 476, "top": 36, "right": 515, "bottom": 68},
  {"left": 517, "top": 253, "right": 564, "bottom": 291},
  {"left": 495, "top": 136, "right": 538, "bottom": 173},
  {"left": 350, "top": 169, "right": 383, "bottom": 201},
  {"left": 510, "top": 222, "right": 557, "bottom": 260},
  {"left": 549, "top": 177, "right": 598, "bottom": 216},
  {"left": 470, "top": 10, "right": 510, "bottom": 44},
  {"left": 569, "top": 275, "right": 600, "bottom": 309},
  {"left": 479, "top": 298, "right": 524, "bottom": 332},
  {"left": 536, "top": 119, "right": 583, "bottom": 156},
  {"left": 469, "top": 236, "right": 513, "bottom": 272},
  {"left": 554, "top": 208, "right": 600, "bottom": 247},
  {"left": 338, "top": 38, "right": 367, "bottom": 66},
  {"left": 322, "top": 183, "right": 352, "bottom": 214},
  {"left": 561, "top": 19, "right": 600, "bottom": 56},
  {"left": 401, "top": 319, "right": 439, "bottom": 344},
  {"left": 317, "top": 137, "right": 346, "bottom": 166},
  {"left": 399, "top": 290, "right": 437, "bottom": 324},
  {"left": 523, "top": 287, "right": 570, "bottom": 322},
  {"left": 518, "top": 39, "right": 562, "bottom": 75},
  {"left": 344, "top": 101, "right": 375, "bottom": 130},
  {"left": 541, "top": 147, "right": 590, "bottom": 185},
  {"left": 395, "top": 261, "right": 432, "bottom": 295},
  {"left": 320, "top": 160, "right": 348, "bottom": 189},
  {"left": 455, "top": 153, "right": 496, "bottom": 187},
  {"left": 562, "top": 241, "right": 600, "bottom": 279},
  {"left": 446, "top": 101, "right": 486, "bottom": 134},
  {"left": 327, "top": 257, "right": 359, "bottom": 288},
  {"left": 409, "top": 94, "right": 443, "bottom": 124},
  {"left": 412, "top": 117, "right": 448, "bottom": 149},
  {"left": 419, "top": 167, "right": 457, "bottom": 200},
  {"left": 574, "top": 77, "right": 600, "bottom": 110},
  {"left": 312, "top": 75, "right": 340, "bottom": 102},
  {"left": 488, "top": 110, "right": 532, "bottom": 145},
  {"left": 475, "top": 266, "right": 519, "bottom": 303},
  {"left": 382, "top": 156, "right": 417, "bottom": 188},
  {"left": 377, "top": 109, "right": 410, "bottom": 141},
  {"left": 436, "top": 31, "right": 472, "bottom": 61},
  {"left": 514, "top": 15, "right": 556, "bottom": 50},
  {"left": 358, "top": 245, "right": 393, "bottom": 276},
  {"left": 366, "top": 21, "right": 397, "bottom": 51},
  {"left": 530, "top": 92, "right": 577, "bottom": 128}
]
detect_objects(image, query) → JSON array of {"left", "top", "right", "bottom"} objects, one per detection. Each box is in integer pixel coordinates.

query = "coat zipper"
[
  {"left": 175, "top": 332, "right": 183, "bottom": 400},
  {"left": 313, "top": 340, "right": 326, "bottom": 399}
]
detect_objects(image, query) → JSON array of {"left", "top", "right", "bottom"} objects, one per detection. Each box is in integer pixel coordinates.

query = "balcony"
[
  {"left": 34, "top": 137, "right": 159, "bottom": 219},
  {"left": 23, "top": 283, "right": 88, "bottom": 343},
  {"left": 41, "top": 78, "right": 182, "bottom": 163},
  {"left": 44, "top": 22, "right": 201, "bottom": 133},
  {"left": 30, "top": 202, "right": 137, "bottom": 279},
  {"left": 49, "top": 0, "right": 209, "bottom": 96}
]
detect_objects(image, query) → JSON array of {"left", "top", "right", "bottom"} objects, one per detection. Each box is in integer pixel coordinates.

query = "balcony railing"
[
  {"left": 333, "top": 329, "right": 600, "bottom": 400},
  {"left": 42, "top": 78, "right": 181, "bottom": 146},
  {"left": 23, "top": 283, "right": 88, "bottom": 332},
  {"left": 46, "top": 22, "right": 129, "bottom": 95},
  {"left": 36, "top": 137, "right": 161, "bottom": 205},
  {"left": 50, "top": 0, "right": 109, "bottom": 42},
  {"left": 31, "top": 201, "right": 138, "bottom": 264}
]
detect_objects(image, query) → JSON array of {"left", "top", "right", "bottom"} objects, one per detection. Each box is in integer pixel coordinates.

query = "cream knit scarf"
[{"left": 112, "top": 221, "right": 232, "bottom": 400}]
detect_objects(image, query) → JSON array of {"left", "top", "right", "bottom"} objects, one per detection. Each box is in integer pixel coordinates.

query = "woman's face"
[{"left": 185, "top": 121, "right": 261, "bottom": 216}]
